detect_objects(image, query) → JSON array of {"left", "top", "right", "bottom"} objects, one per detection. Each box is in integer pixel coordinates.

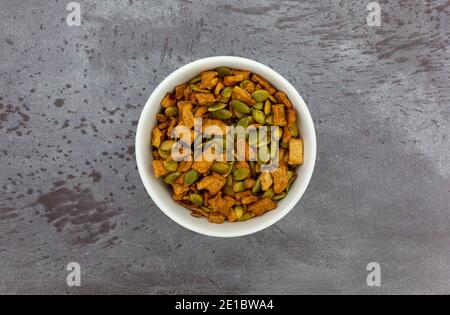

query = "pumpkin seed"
[
  {"left": 184, "top": 169, "right": 199, "bottom": 186},
  {"left": 272, "top": 127, "right": 283, "bottom": 141},
  {"left": 252, "top": 178, "right": 261, "bottom": 194},
  {"left": 164, "top": 160, "right": 178, "bottom": 172},
  {"left": 239, "top": 80, "right": 252, "bottom": 88},
  {"left": 287, "top": 174, "right": 297, "bottom": 192},
  {"left": 190, "top": 193, "right": 203, "bottom": 206},
  {"left": 266, "top": 115, "right": 274, "bottom": 125},
  {"left": 287, "top": 171, "right": 294, "bottom": 180},
  {"left": 252, "top": 110, "right": 266, "bottom": 125},
  {"left": 191, "top": 85, "right": 209, "bottom": 93},
  {"left": 234, "top": 206, "right": 244, "bottom": 219},
  {"left": 258, "top": 138, "right": 271, "bottom": 148},
  {"left": 237, "top": 117, "right": 249, "bottom": 128},
  {"left": 220, "top": 87, "right": 233, "bottom": 102},
  {"left": 210, "top": 109, "right": 232, "bottom": 120},
  {"left": 262, "top": 188, "right": 274, "bottom": 199},
  {"left": 258, "top": 145, "right": 270, "bottom": 163},
  {"left": 211, "top": 162, "right": 231, "bottom": 175},
  {"left": 270, "top": 146, "right": 279, "bottom": 159},
  {"left": 224, "top": 176, "right": 235, "bottom": 197},
  {"left": 158, "top": 148, "right": 169, "bottom": 159},
  {"left": 233, "top": 168, "right": 250, "bottom": 181},
  {"left": 164, "top": 172, "right": 181, "bottom": 185},
  {"left": 231, "top": 100, "right": 250, "bottom": 114},
  {"left": 252, "top": 90, "right": 269, "bottom": 102},
  {"left": 201, "top": 206, "right": 211, "bottom": 213},
  {"left": 272, "top": 192, "right": 286, "bottom": 201},
  {"left": 238, "top": 213, "right": 254, "bottom": 221},
  {"left": 253, "top": 102, "right": 264, "bottom": 110},
  {"left": 216, "top": 66, "right": 233, "bottom": 78},
  {"left": 233, "top": 181, "right": 245, "bottom": 193},
  {"left": 165, "top": 106, "right": 179, "bottom": 117},
  {"left": 189, "top": 75, "right": 201, "bottom": 84},
  {"left": 160, "top": 140, "right": 176, "bottom": 151},
  {"left": 264, "top": 100, "right": 271, "bottom": 115},
  {"left": 234, "top": 108, "right": 245, "bottom": 119},
  {"left": 208, "top": 103, "right": 228, "bottom": 112},
  {"left": 269, "top": 95, "right": 277, "bottom": 103},
  {"left": 289, "top": 123, "right": 299, "bottom": 138},
  {"left": 224, "top": 161, "right": 234, "bottom": 177}
]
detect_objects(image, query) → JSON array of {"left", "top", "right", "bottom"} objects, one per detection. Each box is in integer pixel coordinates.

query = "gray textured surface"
[{"left": 0, "top": 0, "right": 449, "bottom": 295}]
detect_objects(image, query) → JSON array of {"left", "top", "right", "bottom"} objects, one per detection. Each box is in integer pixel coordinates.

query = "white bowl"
[{"left": 136, "top": 56, "right": 316, "bottom": 237}]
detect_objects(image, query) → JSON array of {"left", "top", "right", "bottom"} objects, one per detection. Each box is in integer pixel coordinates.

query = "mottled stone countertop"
[{"left": 0, "top": 0, "right": 449, "bottom": 294}]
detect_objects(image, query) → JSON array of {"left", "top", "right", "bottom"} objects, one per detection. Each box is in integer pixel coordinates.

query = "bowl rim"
[{"left": 136, "top": 56, "right": 316, "bottom": 237}]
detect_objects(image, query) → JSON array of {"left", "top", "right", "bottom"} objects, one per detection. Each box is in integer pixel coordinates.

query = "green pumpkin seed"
[
  {"left": 287, "top": 175, "right": 297, "bottom": 192},
  {"left": 289, "top": 123, "right": 299, "bottom": 138},
  {"left": 164, "top": 172, "right": 181, "bottom": 185},
  {"left": 231, "top": 100, "right": 251, "bottom": 114},
  {"left": 233, "top": 181, "right": 245, "bottom": 193},
  {"left": 272, "top": 127, "right": 283, "bottom": 141},
  {"left": 238, "top": 213, "right": 254, "bottom": 221},
  {"left": 287, "top": 171, "right": 294, "bottom": 180},
  {"left": 252, "top": 90, "right": 270, "bottom": 102},
  {"left": 191, "top": 85, "right": 209, "bottom": 93},
  {"left": 234, "top": 108, "right": 245, "bottom": 119},
  {"left": 237, "top": 117, "right": 249, "bottom": 128},
  {"left": 262, "top": 188, "right": 274, "bottom": 199},
  {"left": 266, "top": 115, "right": 274, "bottom": 125},
  {"left": 210, "top": 109, "right": 232, "bottom": 120},
  {"left": 224, "top": 176, "right": 235, "bottom": 197},
  {"left": 220, "top": 87, "right": 234, "bottom": 102},
  {"left": 248, "top": 130, "right": 258, "bottom": 146},
  {"left": 258, "top": 145, "right": 270, "bottom": 163},
  {"left": 234, "top": 206, "right": 244, "bottom": 219},
  {"left": 233, "top": 168, "right": 250, "bottom": 181},
  {"left": 252, "top": 178, "right": 261, "bottom": 194},
  {"left": 184, "top": 169, "right": 199, "bottom": 186},
  {"left": 158, "top": 148, "right": 169, "bottom": 159},
  {"left": 270, "top": 146, "right": 279, "bottom": 159},
  {"left": 165, "top": 106, "right": 179, "bottom": 117},
  {"left": 164, "top": 160, "right": 178, "bottom": 172},
  {"left": 160, "top": 140, "right": 176, "bottom": 151},
  {"left": 269, "top": 95, "right": 277, "bottom": 103},
  {"left": 252, "top": 110, "right": 266, "bottom": 125},
  {"left": 190, "top": 193, "right": 204, "bottom": 206},
  {"left": 201, "top": 206, "right": 211, "bottom": 212},
  {"left": 189, "top": 75, "right": 201, "bottom": 84},
  {"left": 239, "top": 80, "right": 253, "bottom": 89},
  {"left": 208, "top": 103, "right": 228, "bottom": 112},
  {"left": 264, "top": 100, "right": 271, "bottom": 115},
  {"left": 211, "top": 162, "right": 231, "bottom": 175},
  {"left": 272, "top": 192, "right": 286, "bottom": 201},
  {"left": 253, "top": 102, "right": 264, "bottom": 110},
  {"left": 216, "top": 66, "right": 233, "bottom": 78}
]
